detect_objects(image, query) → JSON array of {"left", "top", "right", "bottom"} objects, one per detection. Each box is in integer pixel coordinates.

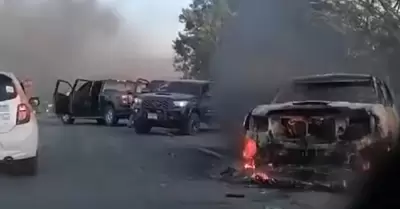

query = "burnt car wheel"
[
  {"left": 134, "top": 119, "right": 152, "bottom": 134},
  {"left": 61, "top": 114, "right": 74, "bottom": 124},
  {"left": 104, "top": 106, "right": 118, "bottom": 126},
  {"left": 180, "top": 113, "right": 200, "bottom": 135}
]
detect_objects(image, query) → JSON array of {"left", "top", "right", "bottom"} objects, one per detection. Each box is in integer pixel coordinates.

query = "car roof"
[
  {"left": 163, "top": 79, "right": 211, "bottom": 84},
  {"left": 0, "top": 71, "right": 15, "bottom": 78},
  {"left": 101, "top": 79, "right": 135, "bottom": 83},
  {"left": 292, "top": 73, "right": 375, "bottom": 84}
]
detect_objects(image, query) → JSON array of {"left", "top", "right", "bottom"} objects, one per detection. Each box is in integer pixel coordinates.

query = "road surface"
[{"left": 0, "top": 117, "right": 350, "bottom": 209}]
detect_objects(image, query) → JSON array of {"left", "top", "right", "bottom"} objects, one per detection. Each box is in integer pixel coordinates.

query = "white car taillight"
[{"left": 16, "top": 103, "right": 30, "bottom": 125}]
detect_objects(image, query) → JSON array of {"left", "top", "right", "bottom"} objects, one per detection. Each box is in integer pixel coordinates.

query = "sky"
[
  {"left": 0, "top": 0, "right": 193, "bottom": 96},
  {"left": 101, "top": 0, "right": 192, "bottom": 58}
]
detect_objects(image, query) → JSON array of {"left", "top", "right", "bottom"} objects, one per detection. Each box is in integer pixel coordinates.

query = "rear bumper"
[{"left": 0, "top": 121, "right": 38, "bottom": 160}]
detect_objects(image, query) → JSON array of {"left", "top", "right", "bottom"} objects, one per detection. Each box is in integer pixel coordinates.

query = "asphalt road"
[{"left": 0, "top": 117, "right": 351, "bottom": 209}]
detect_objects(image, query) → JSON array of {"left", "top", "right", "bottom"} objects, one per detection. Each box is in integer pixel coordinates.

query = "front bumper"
[
  {"left": 0, "top": 121, "right": 38, "bottom": 160},
  {"left": 132, "top": 107, "right": 189, "bottom": 128}
]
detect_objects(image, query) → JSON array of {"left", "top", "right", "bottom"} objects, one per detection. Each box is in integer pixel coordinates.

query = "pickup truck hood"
[
  {"left": 140, "top": 92, "right": 195, "bottom": 100},
  {"left": 251, "top": 100, "right": 385, "bottom": 116}
]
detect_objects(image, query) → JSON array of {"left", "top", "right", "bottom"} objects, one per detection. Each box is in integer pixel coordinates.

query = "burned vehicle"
[
  {"left": 53, "top": 78, "right": 149, "bottom": 126},
  {"left": 241, "top": 73, "right": 400, "bottom": 190},
  {"left": 131, "top": 79, "right": 214, "bottom": 135}
]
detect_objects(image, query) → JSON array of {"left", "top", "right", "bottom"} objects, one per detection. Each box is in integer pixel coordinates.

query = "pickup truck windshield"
[
  {"left": 155, "top": 81, "right": 201, "bottom": 95},
  {"left": 104, "top": 81, "right": 135, "bottom": 92},
  {"left": 273, "top": 81, "right": 379, "bottom": 103}
]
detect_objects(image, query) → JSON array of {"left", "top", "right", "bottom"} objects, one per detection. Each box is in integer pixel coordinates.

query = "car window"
[
  {"left": 135, "top": 83, "right": 145, "bottom": 93},
  {"left": 0, "top": 74, "right": 17, "bottom": 102},
  {"left": 77, "top": 81, "right": 92, "bottom": 93},
  {"left": 103, "top": 81, "right": 135, "bottom": 92},
  {"left": 148, "top": 80, "right": 166, "bottom": 91},
  {"left": 273, "top": 81, "right": 380, "bottom": 103},
  {"left": 383, "top": 82, "right": 394, "bottom": 105},
  {"left": 377, "top": 81, "right": 389, "bottom": 105},
  {"left": 155, "top": 81, "right": 202, "bottom": 95}
]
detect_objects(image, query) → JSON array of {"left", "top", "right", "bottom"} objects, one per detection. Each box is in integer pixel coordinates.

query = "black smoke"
[
  {"left": 0, "top": 0, "right": 175, "bottom": 100},
  {"left": 210, "top": 0, "right": 387, "bottom": 156}
]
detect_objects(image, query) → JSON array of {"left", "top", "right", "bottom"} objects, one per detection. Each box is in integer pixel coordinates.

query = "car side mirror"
[
  {"left": 140, "top": 88, "right": 151, "bottom": 93},
  {"left": 29, "top": 97, "right": 40, "bottom": 107}
]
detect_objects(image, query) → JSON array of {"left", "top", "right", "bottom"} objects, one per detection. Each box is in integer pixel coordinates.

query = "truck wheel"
[
  {"left": 180, "top": 113, "right": 200, "bottom": 135},
  {"left": 104, "top": 106, "right": 118, "bottom": 126},
  {"left": 134, "top": 119, "right": 152, "bottom": 134},
  {"left": 61, "top": 114, "right": 74, "bottom": 124},
  {"left": 10, "top": 156, "right": 38, "bottom": 176}
]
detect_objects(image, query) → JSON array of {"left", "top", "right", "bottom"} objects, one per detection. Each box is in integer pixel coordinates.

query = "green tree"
[
  {"left": 173, "top": 0, "right": 235, "bottom": 79},
  {"left": 311, "top": 0, "right": 400, "bottom": 78}
]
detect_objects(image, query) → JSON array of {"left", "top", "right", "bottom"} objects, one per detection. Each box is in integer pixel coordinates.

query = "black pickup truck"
[
  {"left": 130, "top": 79, "right": 215, "bottom": 135},
  {"left": 53, "top": 78, "right": 149, "bottom": 126}
]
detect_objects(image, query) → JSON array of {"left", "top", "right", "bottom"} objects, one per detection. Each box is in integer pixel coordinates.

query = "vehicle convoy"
[
  {"left": 130, "top": 79, "right": 214, "bottom": 135},
  {"left": 241, "top": 73, "right": 400, "bottom": 190},
  {"left": 0, "top": 71, "right": 40, "bottom": 175},
  {"left": 53, "top": 78, "right": 149, "bottom": 126}
]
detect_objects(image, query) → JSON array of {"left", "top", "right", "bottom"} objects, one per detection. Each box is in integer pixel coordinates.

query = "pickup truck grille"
[{"left": 142, "top": 99, "right": 171, "bottom": 110}]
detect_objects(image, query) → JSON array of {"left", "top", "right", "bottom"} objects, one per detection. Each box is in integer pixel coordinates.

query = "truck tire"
[
  {"left": 61, "top": 114, "right": 74, "bottom": 124},
  {"left": 134, "top": 119, "right": 152, "bottom": 134},
  {"left": 180, "top": 113, "right": 200, "bottom": 135},
  {"left": 104, "top": 105, "right": 118, "bottom": 126}
]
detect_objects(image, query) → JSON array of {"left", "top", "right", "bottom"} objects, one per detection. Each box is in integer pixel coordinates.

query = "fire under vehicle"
[{"left": 240, "top": 73, "right": 400, "bottom": 191}]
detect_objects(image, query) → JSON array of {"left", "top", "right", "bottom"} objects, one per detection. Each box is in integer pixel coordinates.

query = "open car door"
[
  {"left": 53, "top": 79, "right": 72, "bottom": 115},
  {"left": 147, "top": 80, "right": 167, "bottom": 92},
  {"left": 71, "top": 79, "right": 93, "bottom": 117},
  {"left": 135, "top": 78, "right": 150, "bottom": 93}
]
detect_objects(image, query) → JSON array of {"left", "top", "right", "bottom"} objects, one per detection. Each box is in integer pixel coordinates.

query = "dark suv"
[
  {"left": 53, "top": 78, "right": 149, "bottom": 126},
  {"left": 131, "top": 79, "right": 214, "bottom": 135}
]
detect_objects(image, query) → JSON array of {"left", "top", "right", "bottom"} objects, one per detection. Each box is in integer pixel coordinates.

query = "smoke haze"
[
  {"left": 211, "top": 0, "right": 389, "bottom": 156},
  {"left": 0, "top": 0, "right": 179, "bottom": 100}
]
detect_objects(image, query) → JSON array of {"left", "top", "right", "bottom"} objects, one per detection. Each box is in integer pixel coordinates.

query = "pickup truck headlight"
[
  {"left": 173, "top": 100, "right": 189, "bottom": 107},
  {"left": 134, "top": 98, "right": 142, "bottom": 104}
]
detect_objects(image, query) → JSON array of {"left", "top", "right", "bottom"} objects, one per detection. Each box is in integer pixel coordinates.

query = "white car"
[{"left": 0, "top": 72, "right": 39, "bottom": 175}]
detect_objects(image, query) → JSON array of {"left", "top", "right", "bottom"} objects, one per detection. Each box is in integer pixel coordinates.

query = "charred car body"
[
  {"left": 131, "top": 79, "right": 214, "bottom": 135},
  {"left": 241, "top": 73, "right": 400, "bottom": 189},
  {"left": 53, "top": 78, "right": 149, "bottom": 126}
]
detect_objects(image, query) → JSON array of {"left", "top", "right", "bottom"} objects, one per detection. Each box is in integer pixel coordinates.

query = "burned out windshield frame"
[{"left": 272, "top": 81, "right": 380, "bottom": 104}]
